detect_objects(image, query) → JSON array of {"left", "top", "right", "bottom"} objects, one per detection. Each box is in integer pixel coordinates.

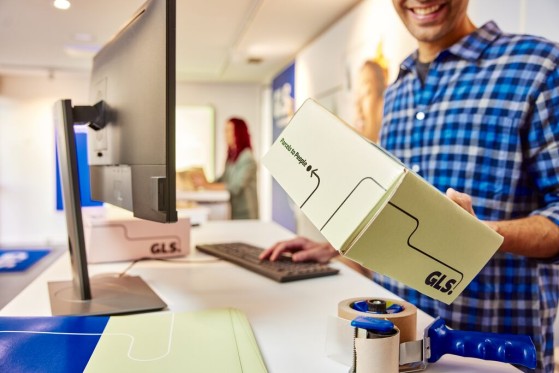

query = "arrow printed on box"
[{"left": 300, "top": 168, "right": 320, "bottom": 208}]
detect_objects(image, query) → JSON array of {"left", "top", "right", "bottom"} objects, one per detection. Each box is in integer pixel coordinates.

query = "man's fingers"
[
  {"left": 292, "top": 244, "right": 338, "bottom": 263},
  {"left": 446, "top": 188, "right": 475, "bottom": 216},
  {"left": 260, "top": 237, "right": 309, "bottom": 261}
]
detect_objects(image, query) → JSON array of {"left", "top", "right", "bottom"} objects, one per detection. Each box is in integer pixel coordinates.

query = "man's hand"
[
  {"left": 259, "top": 237, "right": 338, "bottom": 263},
  {"left": 446, "top": 187, "right": 500, "bottom": 232},
  {"left": 446, "top": 188, "right": 476, "bottom": 216}
]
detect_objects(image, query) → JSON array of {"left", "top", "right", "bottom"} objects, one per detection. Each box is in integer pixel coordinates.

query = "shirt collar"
[{"left": 397, "top": 21, "right": 503, "bottom": 80}]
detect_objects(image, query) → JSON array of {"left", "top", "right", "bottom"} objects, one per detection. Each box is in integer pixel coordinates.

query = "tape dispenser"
[{"left": 345, "top": 298, "right": 537, "bottom": 372}]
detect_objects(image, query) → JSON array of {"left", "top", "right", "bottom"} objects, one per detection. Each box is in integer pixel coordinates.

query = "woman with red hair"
[{"left": 193, "top": 117, "right": 259, "bottom": 219}]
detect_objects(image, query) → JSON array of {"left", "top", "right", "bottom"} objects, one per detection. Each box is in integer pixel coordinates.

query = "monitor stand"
[{"left": 49, "top": 99, "right": 167, "bottom": 316}]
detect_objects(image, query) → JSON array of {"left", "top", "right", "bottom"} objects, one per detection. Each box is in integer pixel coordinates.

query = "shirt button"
[
  {"left": 412, "top": 164, "right": 421, "bottom": 173},
  {"left": 415, "top": 111, "right": 426, "bottom": 120}
]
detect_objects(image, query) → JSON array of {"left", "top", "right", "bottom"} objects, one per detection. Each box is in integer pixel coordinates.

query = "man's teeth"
[{"left": 413, "top": 4, "right": 442, "bottom": 15}]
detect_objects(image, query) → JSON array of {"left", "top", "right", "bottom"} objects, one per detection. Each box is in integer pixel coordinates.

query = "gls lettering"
[
  {"left": 151, "top": 242, "right": 180, "bottom": 254},
  {"left": 425, "top": 271, "right": 456, "bottom": 295}
]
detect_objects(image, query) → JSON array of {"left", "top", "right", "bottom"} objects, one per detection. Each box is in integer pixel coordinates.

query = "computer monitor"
[{"left": 49, "top": 0, "right": 177, "bottom": 316}]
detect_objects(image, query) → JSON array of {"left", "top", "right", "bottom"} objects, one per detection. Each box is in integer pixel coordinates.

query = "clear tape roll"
[{"left": 337, "top": 297, "right": 417, "bottom": 343}]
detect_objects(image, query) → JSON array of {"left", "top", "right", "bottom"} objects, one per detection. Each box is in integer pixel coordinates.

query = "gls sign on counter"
[
  {"left": 82, "top": 208, "right": 190, "bottom": 263},
  {"left": 151, "top": 241, "right": 181, "bottom": 255}
]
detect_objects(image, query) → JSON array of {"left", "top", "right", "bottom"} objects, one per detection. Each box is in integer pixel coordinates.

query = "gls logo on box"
[
  {"left": 150, "top": 242, "right": 181, "bottom": 255},
  {"left": 425, "top": 271, "right": 457, "bottom": 295}
]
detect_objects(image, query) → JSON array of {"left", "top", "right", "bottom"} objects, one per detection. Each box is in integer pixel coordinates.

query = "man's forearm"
[{"left": 487, "top": 215, "right": 559, "bottom": 258}]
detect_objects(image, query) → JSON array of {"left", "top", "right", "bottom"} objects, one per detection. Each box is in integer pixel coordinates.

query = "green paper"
[{"left": 85, "top": 309, "right": 267, "bottom": 372}]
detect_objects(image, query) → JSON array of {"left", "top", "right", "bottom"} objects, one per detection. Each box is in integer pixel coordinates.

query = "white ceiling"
[{"left": 0, "top": 0, "right": 361, "bottom": 83}]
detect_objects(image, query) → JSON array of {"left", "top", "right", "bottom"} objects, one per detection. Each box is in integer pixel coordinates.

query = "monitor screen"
[{"left": 87, "top": 0, "right": 177, "bottom": 223}]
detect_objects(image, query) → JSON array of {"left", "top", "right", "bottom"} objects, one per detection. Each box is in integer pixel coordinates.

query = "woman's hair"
[{"left": 227, "top": 117, "right": 252, "bottom": 162}]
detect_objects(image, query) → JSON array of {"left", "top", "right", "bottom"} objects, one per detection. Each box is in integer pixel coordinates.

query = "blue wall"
[
  {"left": 271, "top": 63, "right": 296, "bottom": 232},
  {"left": 55, "top": 131, "right": 102, "bottom": 210}
]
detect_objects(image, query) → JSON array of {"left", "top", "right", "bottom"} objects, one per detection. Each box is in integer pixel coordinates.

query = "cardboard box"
[
  {"left": 82, "top": 206, "right": 190, "bottom": 263},
  {"left": 263, "top": 99, "right": 503, "bottom": 304}
]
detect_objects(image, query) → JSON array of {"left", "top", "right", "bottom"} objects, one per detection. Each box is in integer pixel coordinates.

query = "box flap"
[{"left": 263, "top": 99, "right": 405, "bottom": 251}]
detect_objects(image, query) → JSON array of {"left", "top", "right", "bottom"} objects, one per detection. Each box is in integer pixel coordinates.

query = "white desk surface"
[{"left": 1, "top": 220, "right": 520, "bottom": 373}]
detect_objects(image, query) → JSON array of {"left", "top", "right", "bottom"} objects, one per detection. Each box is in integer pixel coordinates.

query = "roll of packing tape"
[
  {"left": 354, "top": 327, "right": 400, "bottom": 373},
  {"left": 338, "top": 297, "right": 417, "bottom": 343}
]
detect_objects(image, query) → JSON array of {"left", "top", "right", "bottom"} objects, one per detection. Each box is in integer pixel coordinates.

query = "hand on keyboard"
[
  {"left": 259, "top": 236, "right": 339, "bottom": 263},
  {"left": 196, "top": 242, "right": 339, "bottom": 283}
]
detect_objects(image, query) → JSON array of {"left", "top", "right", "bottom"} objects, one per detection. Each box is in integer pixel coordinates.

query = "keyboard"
[{"left": 195, "top": 242, "right": 339, "bottom": 283}]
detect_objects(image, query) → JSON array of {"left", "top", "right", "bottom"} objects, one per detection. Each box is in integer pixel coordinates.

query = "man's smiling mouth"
[{"left": 410, "top": 4, "right": 443, "bottom": 16}]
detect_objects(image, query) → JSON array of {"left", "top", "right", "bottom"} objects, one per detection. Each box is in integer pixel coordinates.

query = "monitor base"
[{"left": 48, "top": 275, "right": 167, "bottom": 316}]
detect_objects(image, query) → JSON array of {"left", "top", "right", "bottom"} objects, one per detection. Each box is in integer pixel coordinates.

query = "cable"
[{"left": 117, "top": 256, "right": 222, "bottom": 277}]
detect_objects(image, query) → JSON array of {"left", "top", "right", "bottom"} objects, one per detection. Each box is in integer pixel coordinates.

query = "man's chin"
[{"left": 408, "top": 25, "right": 447, "bottom": 44}]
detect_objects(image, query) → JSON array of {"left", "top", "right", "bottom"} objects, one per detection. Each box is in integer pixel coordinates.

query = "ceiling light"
[
  {"left": 64, "top": 44, "right": 101, "bottom": 58},
  {"left": 53, "top": 0, "right": 71, "bottom": 10}
]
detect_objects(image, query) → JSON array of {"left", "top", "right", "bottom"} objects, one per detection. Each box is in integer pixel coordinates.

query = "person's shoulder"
[
  {"left": 494, "top": 30, "right": 559, "bottom": 61},
  {"left": 237, "top": 148, "right": 256, "bottom": 162}
]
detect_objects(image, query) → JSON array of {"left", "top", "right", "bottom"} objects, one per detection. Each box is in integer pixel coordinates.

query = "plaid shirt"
[{"left": 373, "top": 21, "right": 559, "bottom": 372}]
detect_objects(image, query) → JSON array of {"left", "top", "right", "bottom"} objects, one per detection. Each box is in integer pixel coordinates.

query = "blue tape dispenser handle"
[{"left": 428, "top": 318, "right": 537, "bottom": 369}]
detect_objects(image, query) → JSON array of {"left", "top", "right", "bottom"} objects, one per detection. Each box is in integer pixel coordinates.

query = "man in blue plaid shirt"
[{"left": 262, "top": 0, "right": 559, "bottom": 371}]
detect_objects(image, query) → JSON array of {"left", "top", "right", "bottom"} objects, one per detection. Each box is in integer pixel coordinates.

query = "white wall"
[
  {"left": 295, "top": 0, "right": 415, "bottom": 125},
  {"left": 0, "top": 72, "right": 89, "bottom": 246},
  {"left": 259, "top": 86, "right": 273, "bottom": 222},
  {"left": 176, "top": 82, "right": 263, "bottom": 179},
  {"left": 469, "top": 0, "right": 559, "bottom": 42}
]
